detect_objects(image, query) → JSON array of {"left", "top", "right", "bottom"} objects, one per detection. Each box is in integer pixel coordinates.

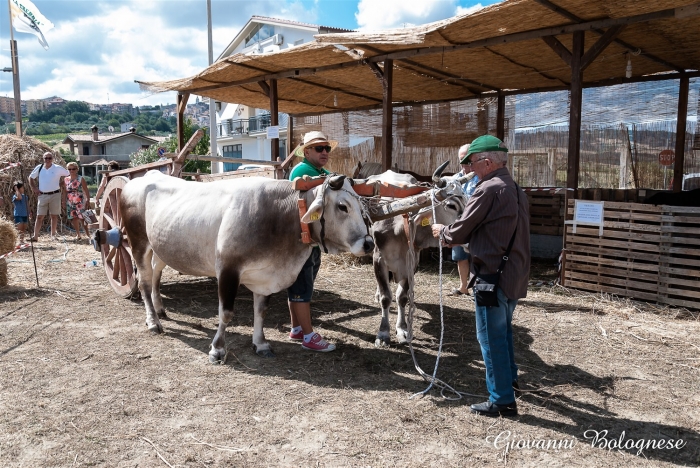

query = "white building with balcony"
[{"left": 212, "top": 16, "right": 350, "bottom": 173}]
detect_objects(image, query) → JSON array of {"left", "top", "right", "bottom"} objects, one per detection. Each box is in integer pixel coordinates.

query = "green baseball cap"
[{"left": 460, "top": 135, "right": 508, "bottom": 164}]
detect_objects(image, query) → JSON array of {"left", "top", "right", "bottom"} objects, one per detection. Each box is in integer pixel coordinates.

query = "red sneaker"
[
  {"left": 289, "top": 329, "right": 303, "bottom": 341},
  {"left": 301, "top": 333, "right": 336, "bottom": 352}
]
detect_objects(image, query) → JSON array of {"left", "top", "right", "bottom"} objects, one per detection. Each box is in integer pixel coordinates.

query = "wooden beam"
[
  {"left": 241, "top": 61, "right": 381, "bottom": 104},
  {"left": 566, "top": 31, "right": 584, "bottom": 193},
  {"left": 541, "top": 35, "right": 572, "bottom": 67},
  {"left": 486, "top": 46, "right": 565, "bottom": 85},
  {"left": 171, "top": 128, "right": 204, "bottom": 178},
  {"left": 359, "top": 44, "right": 493, "bottom": 93},
  {"left": 532, "top": 0, "right": 685, "bottom": 72},
  {"left": 368, "top": 61, "right": 384, "bottom": 83},
  {"left": 367, "top": 6, "right": 691, "bottom": 64},
  {"left": 496, "top": 92, "right": 505, "bottom": 141},
  {"left": 176, "top": 92, "right": 190, "bottom": 152},
  {"left": 581, "top": 25, "right": 626, "bottom": 71},
  {"left": 381, "top": 59, "right": 394, "bottom": 171},
  {"left": 673, "top": 76, "right": 689, "bottom": 192},
  {"left": 269, "top": 78, "right": 279, "bottom": 162}
]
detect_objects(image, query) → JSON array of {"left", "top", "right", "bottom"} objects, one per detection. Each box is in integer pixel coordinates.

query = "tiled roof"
[{"left": 64, "top": 132, "right": 159, "bottom": 144}]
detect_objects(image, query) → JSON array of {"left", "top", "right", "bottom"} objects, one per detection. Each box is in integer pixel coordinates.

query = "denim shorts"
[
  {"left": 14, "top": 216, "right": 28, "bottom": 224},
  {"left": 452, "top": 245, "right": 471, "bottom": 262},
  {"left": 288, "top": 247, "right": 321, "bottom": 302}
]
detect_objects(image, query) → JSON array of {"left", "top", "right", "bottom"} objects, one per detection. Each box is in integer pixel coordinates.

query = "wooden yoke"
[{"left": 170, "top": 129, "right": 205, "bottom": 179}]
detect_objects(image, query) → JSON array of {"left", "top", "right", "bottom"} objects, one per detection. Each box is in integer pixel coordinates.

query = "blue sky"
[{"left": 0, "top": 0, "right": 495, "bottom": 107}]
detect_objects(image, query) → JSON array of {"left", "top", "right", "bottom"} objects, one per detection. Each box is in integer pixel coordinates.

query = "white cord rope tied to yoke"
[{"left": 406, "top": 189, "right": 486, "bottom": 401}]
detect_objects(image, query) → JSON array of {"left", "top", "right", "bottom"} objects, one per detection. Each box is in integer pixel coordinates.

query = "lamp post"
[{"left": 207, "top": 0, "right": 218, "bottom": 169}]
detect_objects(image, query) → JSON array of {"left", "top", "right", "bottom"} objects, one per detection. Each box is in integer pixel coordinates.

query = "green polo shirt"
[{"left": 289, "top": 159, "right": 330, "bottom": 180}]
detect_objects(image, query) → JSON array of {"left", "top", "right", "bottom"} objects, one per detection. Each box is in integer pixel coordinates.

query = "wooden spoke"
[{"left": 99, "top": 176, "right": 139, "bottom": 298}]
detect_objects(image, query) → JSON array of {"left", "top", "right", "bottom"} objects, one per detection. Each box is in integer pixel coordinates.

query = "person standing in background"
[{"left": 28, "top": 152, "right": 70, "bottom": 242}]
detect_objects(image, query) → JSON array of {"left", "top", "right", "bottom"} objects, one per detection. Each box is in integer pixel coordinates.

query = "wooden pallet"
[
  {"left": 562, "top": 200, "right": 700, "bottom": 309},
  {"left": 524, "top": 190, "right": 565, "bottom": 235}
]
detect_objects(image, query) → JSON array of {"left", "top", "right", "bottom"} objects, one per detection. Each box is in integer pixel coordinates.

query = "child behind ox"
[{"left": 12, "top": 181, "right": 29, "bottom": 243}]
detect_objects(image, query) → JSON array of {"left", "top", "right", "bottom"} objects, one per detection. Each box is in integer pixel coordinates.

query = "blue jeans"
[{"left": 474, "top": 287, "right": 518, "bottom": 405}]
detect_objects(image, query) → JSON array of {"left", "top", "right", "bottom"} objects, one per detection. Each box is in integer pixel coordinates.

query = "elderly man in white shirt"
[{"left": 28, "top": 152, "right": 70, "bottom": 241}]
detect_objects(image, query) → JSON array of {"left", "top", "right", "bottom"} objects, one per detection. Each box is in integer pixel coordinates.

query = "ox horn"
[
  {"left": 328, "top": 175, "right": 346, "bottom": 190},
  {"left": 432, "top": 161, "right": 450, "bottom": 188}
]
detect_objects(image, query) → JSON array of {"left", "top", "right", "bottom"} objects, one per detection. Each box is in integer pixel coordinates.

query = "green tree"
[{"left": 129, "top": 117, "right": 210, "bottom": 173}]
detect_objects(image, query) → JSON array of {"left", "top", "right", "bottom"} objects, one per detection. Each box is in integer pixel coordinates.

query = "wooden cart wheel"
[{"left": 99, "top": 176, "right": 139, "bottom": 298}]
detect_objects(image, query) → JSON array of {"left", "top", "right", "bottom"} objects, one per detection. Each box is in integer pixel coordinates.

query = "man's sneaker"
[
  {"left": 289, "top": 329, "right": 303, "bottom": 341},
  {"left": 470, "top": 400, "right": 518, "bottom": 417},
  {"left": 301, "top": 333, "right": 336, "bottom": 352}
]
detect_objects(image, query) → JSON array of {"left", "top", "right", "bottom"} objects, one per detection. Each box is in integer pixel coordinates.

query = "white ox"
[
  {"left": 120, "top": 171, "right": 374, "bottom": 362},
  {"left": 369, "top": 173, "right": 467, "bottom": 346}
]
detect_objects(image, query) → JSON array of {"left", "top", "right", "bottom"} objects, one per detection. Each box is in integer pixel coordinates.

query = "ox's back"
[{"left": 121, "top": 172, "right": 304, "bottom": 279}]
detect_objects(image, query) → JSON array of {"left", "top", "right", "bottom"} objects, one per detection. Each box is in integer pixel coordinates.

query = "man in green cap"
[{"left": 431, "top": 134, "right": 530, "bottom": 417}]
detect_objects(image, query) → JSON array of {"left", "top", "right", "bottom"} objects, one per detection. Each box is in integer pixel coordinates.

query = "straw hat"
[{"left": 294, "top": 131, "right": 338, "bottom": 157}]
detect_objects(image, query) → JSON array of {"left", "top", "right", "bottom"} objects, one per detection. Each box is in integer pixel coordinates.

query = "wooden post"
[
  {"left": 381, "top": 59, "right": 394, "bottom": 171},
  {"left": 176, "top": 92, "right": 190, "bottom": 152},
  {"left": 496, "top": 92, "right": 505, "bottom": 141},
  {"left": 9, "top": 40, "right": 22, "bottom": 136},
  {"left": 287, "top": 114, "right": 294, "bottom": 159},
  {"left": 270, "top": 79, "right": 279, "bottom": 162},
  {"left": 673, "top": 76, "right": 689, "bottom": 192},
  {"left": 566, "top": 31, "right": 584, "bottom": 195}
]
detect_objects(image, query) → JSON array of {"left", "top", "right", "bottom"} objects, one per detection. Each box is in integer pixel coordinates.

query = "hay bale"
[
  {"left": 0, "top": 134, "right": 65, "bottom": 221},
  {"left": 0, "top": 258, "right": 6, "bottom": 287},
  {"left": 0, "top": 215, "right": 17, "bottom": 256},
  {"left": 0, "top": 216, "right": 15, "bottom": 287}
]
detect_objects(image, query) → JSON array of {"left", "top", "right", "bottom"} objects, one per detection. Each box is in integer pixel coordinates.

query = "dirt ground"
[{"left": 1, "top": 237, "right": 699, "bottom": 467}]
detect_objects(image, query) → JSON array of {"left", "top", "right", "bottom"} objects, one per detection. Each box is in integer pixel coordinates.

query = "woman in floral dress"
[{"left": 63, "top": 162, "right": 91, "bottom": 241}]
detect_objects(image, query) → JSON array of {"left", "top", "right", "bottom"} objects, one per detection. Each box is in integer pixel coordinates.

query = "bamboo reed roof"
[{"left": 138, "top": 0, "right": 700, "bottom": 116}]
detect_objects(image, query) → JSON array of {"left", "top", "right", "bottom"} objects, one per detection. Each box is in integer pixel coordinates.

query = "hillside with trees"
[{"left": 0, "top": 100, "right": 176, "bottom": 137}]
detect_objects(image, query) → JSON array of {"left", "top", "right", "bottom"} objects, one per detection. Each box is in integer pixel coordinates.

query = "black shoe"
[{"left": 470, "top": 400, "right": 518, "bottom": 417}]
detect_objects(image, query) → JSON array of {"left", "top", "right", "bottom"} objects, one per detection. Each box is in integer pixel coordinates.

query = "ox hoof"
[
  {"left": 148, "top": 324, "right": 164, "bottom": 334},
  {"left": 375, "top": 336, "right": 391, "bottom": 347},
  {"left": 396, "top": 332, "right": 410, "bottom": 345},
  {"left": 209, "top": 349, "right": 226, "bottom": 364},
  {"left": 157, "top": 310, "right": 168, "bottom": 319},
  {"left": 252, "top": 343, "right": 275, "bottom": 358}
]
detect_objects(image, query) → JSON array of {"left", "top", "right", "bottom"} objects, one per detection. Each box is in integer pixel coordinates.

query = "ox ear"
[
  {"left": 301, "top": 197, "right": 324, "bottom": 224},
  {"left": 413, "top": 210, "right": 433, "bottom": 227}
]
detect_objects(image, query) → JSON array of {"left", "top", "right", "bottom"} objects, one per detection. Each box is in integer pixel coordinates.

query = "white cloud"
[
  {"left": 0, "top": 0, "right": 317, "bottom": 106},
  {"left": 355, "top": 0, "right": 479, "bottom": 30}
]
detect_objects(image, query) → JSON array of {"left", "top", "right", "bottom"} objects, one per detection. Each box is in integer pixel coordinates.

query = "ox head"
[
  {"left": 302, "top": 175, "right": 375, "bottom": 256},
  {"left": 413, "top": 187, "right": 466, "bottom": 228}
]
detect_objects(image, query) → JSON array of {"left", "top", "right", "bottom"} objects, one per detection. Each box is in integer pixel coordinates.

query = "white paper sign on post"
[
  {"left": 266, "top": 126, "right": 279, "bottom": 139},
  {"left": 566, "top": 200, "right": 605, "bottom": 236}
]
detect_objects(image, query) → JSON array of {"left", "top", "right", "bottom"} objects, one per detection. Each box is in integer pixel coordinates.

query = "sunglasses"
[
  {"left": 312, "top": 145, "right": 332, "bottom": 153},
  {"left": 69, "top": 168, "right": 78, "bottom": 171},
  {"left": 44, "top": 157, "right": 53, "bottom": 160}
]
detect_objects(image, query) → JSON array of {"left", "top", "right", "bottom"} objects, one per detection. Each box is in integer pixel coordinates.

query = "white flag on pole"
[{"left": 10, "top": 0, "right": 55, "bottom": 50}]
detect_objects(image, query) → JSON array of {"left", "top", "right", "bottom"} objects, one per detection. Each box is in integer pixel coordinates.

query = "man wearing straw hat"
[
  {"left": 28, "top": 151, "right": 70, "bottom": 242},
  {"left": 431, "top": 135, "right": 530, "bottom": 417},
  {"left": 287, "top": 131, "right": 339, "bottom": 352}
]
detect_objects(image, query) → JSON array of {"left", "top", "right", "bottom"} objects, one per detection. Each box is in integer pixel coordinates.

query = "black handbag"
[{"left": 469, "top": 182, "right": 520, "bottom": 308}]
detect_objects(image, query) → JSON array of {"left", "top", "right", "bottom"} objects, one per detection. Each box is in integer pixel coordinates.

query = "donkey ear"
[{"left": 301, "top": 197, "right": 323, "bottom": 224}]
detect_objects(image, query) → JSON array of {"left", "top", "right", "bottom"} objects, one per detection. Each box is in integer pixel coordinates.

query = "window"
[
  {"left": 223, "top": 144, "right": 243, "bottom": 171},
  {"left": 82, "top": 145, "right": 90, "bottom": 155},
  {"left": 244, "top": 24, "right": 274, "bottom": 48}
]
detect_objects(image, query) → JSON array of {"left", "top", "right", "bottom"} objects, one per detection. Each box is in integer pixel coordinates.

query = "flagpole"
[
  {"left": 7, "top": 0, "right": 23, "bottom": 136},
  {"left": 207, "top": 0, "right": 217, "bottom": 167}
]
